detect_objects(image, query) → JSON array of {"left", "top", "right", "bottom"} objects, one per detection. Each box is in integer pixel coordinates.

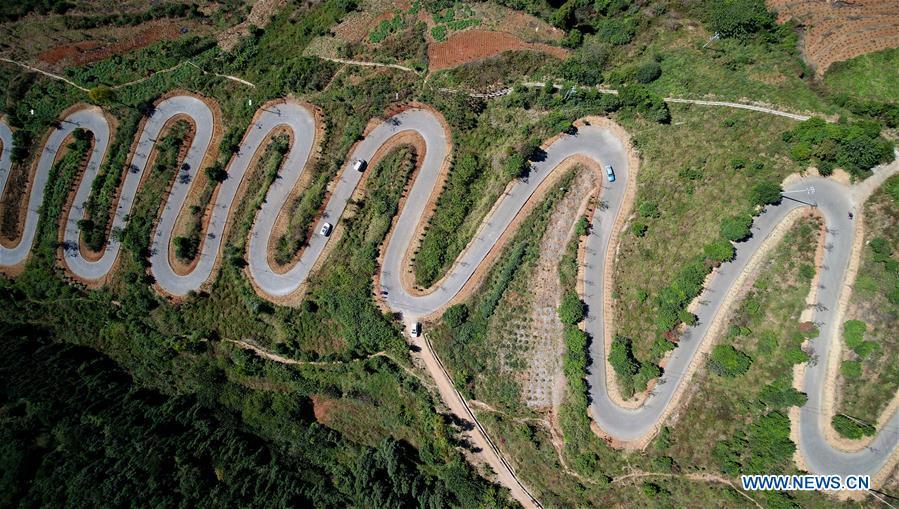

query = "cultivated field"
[
  {"left": 767, "top": 0, "right": 899, "bottom": 75},
  {"left": 428, "top": 29, "right": 568, "bottom": 71}
]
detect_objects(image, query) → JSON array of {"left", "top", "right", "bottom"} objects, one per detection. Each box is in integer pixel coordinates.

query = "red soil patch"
[
  {"left": 38, "top": 21, "right": 186, "bottom": 67},
  {"left": 311, "top": 395, "right": 338, "bottom": 423},
  {"left": 427, "top": 29, "right": 568, "bottom": 71},
  {"left": 767, "top": 0, "right": 899, "bottom": 75}
]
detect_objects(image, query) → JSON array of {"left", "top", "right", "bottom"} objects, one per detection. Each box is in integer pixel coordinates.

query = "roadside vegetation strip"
[{"left": 2, "top": 88, "right": 899, "bottom": 500}]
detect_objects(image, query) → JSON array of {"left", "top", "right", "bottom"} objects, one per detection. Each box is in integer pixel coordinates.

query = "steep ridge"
[{"left": 1, "top": 94, "right": 898, "bottom": 506}]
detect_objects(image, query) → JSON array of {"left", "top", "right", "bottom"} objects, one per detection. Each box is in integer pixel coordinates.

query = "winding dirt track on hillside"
[{"left": 1, "top": 94, "right": 898, "bottom": 508}]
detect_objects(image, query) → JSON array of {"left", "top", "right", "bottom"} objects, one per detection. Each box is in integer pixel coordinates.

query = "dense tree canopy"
[{"left": 0, "top": 330, "right": 513, "bottom": 508}]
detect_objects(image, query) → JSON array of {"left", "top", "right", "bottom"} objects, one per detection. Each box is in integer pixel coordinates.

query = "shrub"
[
  {"left": 854, "top": 341, "right": 879, "bottom": 358},
  {"left": 517, "top": 138, "right": 542, "bottom": 162},
  {"left": 430, "top": 25, "right": 446, "bottom": 42},
  {"left": 609, "top": 336, "right": 639, "bottom": 377},
  {"left": 558, "top": 291, "right": 586, "bottom": 325},
  {"left": 88, "top": 85, "right": 115, "bottom": 103},
  {"left": 10, "top": 130, "right": 32, "bottom": 163},
  {"left": 842, "top": 320, "right": 866, "bottom": 350},
  {"left": 799, "top": 263, "right": 815, "bottom": 280},
  {"left": 559, "top": 40, "right": 608, "bottom": 84},
  {"left": 720, "top": 214, "right": 753, "bottom": 242},
  {"left": 575, "top": 216, "right": 590, "bottom": 236},
  {"left": 784, "top": 118, "right": 894, "bottom": 178},
  {"left": 884, "top": 176, "right": 899, "bottom": 204},
  {"left": 205, "top": 163, "right": 228, "bottom": 183},
  {"left": 503, "top": 153, "right": 528, "bottom": 180},
  {"left": 618, "top": 85, "right": 671, "bottom": 124},
  {"left": 705, "top": 0, "right": 776, "bottom": 39},
  {"left": 704, "top": 239, "right": 736, "bottom": 263},
  {"left": 594, "top": 17, "right": 636, "bottom": 45},
  {"left": 631, "top": 221, "right": 648, "bottom": 237},
  {"left": 784, "top": 346, "right": 809, "bottom": 365},
  {"left": 443, "top": 304, "right": 468, "bottom": 328},
  {"left": 174, "top": 235, "right": 199, "bottom": 261},
  {"left": 634, "top": 61, "right": 662, "bottom": 84},
  {"left": 653, "top": 261, "right": 707, "bottom": 331},
  {"left": 634, "top": 362, "right": 660, "bottom": 391},
  {"left": 638, "top": 200, "right": 661, "bottom": 218},
  {"left": 708, "top": 345, "right": 752, "bottom": 377},
  {"left": 759, "top": 378, "right": 807, "bottom": 409},
  {"left": 832, "top": 414, "right": 875, "bottom": 439},
  {"left": 840, "top": 360, "right": 862, "bottom": 379},
  {"left": 563, "top": 327, "right": 588, "bottom": 379},
  {"left": 750, "top": 181, "right": 782, "bottom": 207},
  {"left": 652, "top": 455, "right": 674, "bottom": 472},
  {"left": 869, "top": 237, "right": 892, "bottom": 262}
]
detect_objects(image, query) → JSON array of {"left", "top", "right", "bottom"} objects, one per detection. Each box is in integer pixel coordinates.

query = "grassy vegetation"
[
  {"left": 610, "top": 104, "right": 803, "bottom": 389},
  {"left": 824, "top": 47, "right": 899, "bottom": 103},
  {"left": 836, "top": 175, "right": 899, "bottom": 427},
  {"left": 438, "top": 177, "right": 843, "bottom": 506},
  {"left": 0, "top": 120, "right": 513, "bottom": 509},
  {"left": 430, "top": 51, "right": 555, "bottom": 91},
  {"left": 431, "top": 169, "right": 576, "bottom": 404},
  {"left": 2, "top": 0, "right": 897, "bottom": 504},
  {"left": 668, "top": 217, "right": 829, "bottom": 507},
  {"left": 412, "top": 82, "right": 628, "bottom": 288}
]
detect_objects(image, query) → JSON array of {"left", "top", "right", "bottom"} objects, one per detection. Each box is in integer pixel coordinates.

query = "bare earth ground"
[
  {"left": 427, "top": 30, "right": 568, "bottom": 72},
  {"left": 36, "top": 20, "right": 193, "bottom": 68}
]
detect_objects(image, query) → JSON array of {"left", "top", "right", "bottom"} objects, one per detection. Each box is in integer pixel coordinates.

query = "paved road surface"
[{"left": 1, "top": 96, "right": 898, "bottom": 505}]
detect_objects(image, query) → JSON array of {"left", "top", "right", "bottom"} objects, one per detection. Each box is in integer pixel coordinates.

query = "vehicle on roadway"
[
  {"left": 352, "top": 159, "right": 367, "bottom": 172},
  {"left": 410, "top": 322, "right": 421, "bottom": 337},
  {"left": 319, "top": 222, "right": 332, "bottom": 237},
  {"left": 605, "top": 164, "right": 616, "bottom": 182}
]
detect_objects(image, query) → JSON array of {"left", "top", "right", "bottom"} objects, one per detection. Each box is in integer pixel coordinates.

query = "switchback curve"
[{"left": 1, "top": 94, "right": 898, "bottom": 506}]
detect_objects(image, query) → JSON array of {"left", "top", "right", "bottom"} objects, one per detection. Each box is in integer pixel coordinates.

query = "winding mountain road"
[{"left": 1, "top": 95, "right": 898, "bottom": 507}]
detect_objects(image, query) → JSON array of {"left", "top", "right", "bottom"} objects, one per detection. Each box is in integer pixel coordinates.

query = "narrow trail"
[
  {"left": 1, "top": 90, "right": 898, "bottom": 508},
  {"left": 448, "top": 82, "right": 818, "bottom": 121},
  {"left": 110, "top": 61, "right": 257, "bottom": 90},
  {"left": 611, "top": 471, "right": 764, "bottom": 508},
  {"left": 223, "top": 338, "right": 429, "bottom": 386},
  {"left": 3, "top": 55, "right": 819, "bottom": 122},
  {"left": 0, "top": 57, "right": 257, "bottom": 92},
  {"left": 315, "top": 55, "right": 417, "bottom": 73},
  {"left": 0, "top": 57, "right": 90, "bottom": 92}
]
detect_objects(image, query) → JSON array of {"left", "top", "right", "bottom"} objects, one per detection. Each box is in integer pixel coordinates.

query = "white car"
[
  {"left": 605, "top": 165, "right": 616, "bottom": 182},
  {"left": 410, "top": 322, "right": 421, "bottom": 337},
  {"left": 352, "top": 159, "right": 367, "bottom": 172},
  {"left": 319, "top": 222, "right": 332, "bottom": 237}
]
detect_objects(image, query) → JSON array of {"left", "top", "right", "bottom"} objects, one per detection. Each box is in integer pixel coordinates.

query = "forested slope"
[{"left": 0, "top": 329, "right": 504, "bottom": 508}]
